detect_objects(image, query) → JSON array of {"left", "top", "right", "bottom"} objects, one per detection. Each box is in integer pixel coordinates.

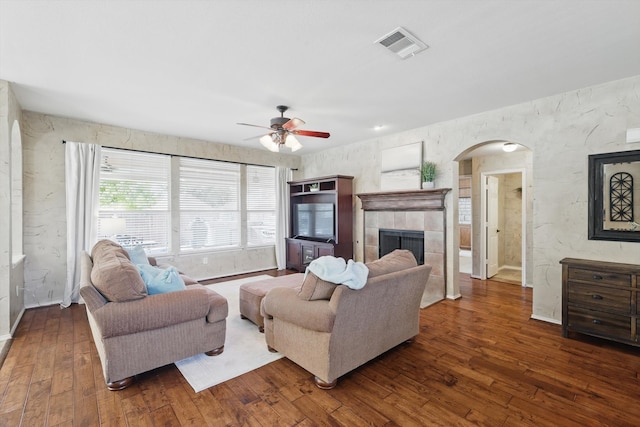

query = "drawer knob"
[
  {"left": 591, "top": 294, "right": 603, "bottom": 300},
  {"left": 592, "top": 274, "right": 603, "bottom": 280},
  {"left": 592, "top": 319, "right": 603, "bottom": 325}
]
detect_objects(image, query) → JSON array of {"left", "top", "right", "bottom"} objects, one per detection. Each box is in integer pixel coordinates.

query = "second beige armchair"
[{"left": 261, "top": 250, "right": 431, "bottom": 389}]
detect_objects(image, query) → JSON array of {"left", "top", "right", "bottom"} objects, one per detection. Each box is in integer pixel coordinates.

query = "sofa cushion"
[
  {"left": 91, "top": 239, "right": 130, "bottom": 260},
  {"left": 365, "top": 249, "right": 418, "bottom": 278},
  {"left": 91, "top": 248, "right": 147, "bottom": 302},
  {"left": 298, "top": 271, "right": 337, "bottom": 301}
]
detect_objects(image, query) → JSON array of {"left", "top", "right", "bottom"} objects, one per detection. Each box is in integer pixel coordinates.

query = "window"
[
  {"left": 98, "top": 149, "right": 170, "bottom": 254},
  {"left": 97, "top": 148, "right": 276, "bottom": 255},
  {"left": 180, "top": 158, "right": 240, "bottom": 251},
  {"left": 246, "top": 165, "right": 276, "bottom": 246}
]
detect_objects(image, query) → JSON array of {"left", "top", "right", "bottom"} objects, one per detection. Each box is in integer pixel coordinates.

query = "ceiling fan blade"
[
  {"left": 237, "top": 122, "right": 274, "bottom": 131},
  {"left": 292, "top": 130, "right": 331, "bottom": 138},
  {"left": 282, "top": 117, "right": 305, "bottom": 130},
  {"left": 243, "top": 133, "right": 269, "bottom": 141}
]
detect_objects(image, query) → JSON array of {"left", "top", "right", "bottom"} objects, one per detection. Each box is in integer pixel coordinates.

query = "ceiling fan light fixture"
[
  {"left": 239, "top": 106, "right": 329, "bottom": 153},
  {"left": 285, "top": 134, "right": 303, "bottom": 152},
  {"left": 260, "top": 134, "right": 280, "bottom": 152},
  {"left": 503, "top": 142, "right": 518, "bottom": 152}
]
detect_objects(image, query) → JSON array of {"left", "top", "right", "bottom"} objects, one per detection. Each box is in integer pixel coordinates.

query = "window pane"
[
  {"left": 247, "top": 165, "right": 276, "bottom": 246},
  {"left": 180, "top": 158, "right": 240, "bottom": 251},
  {"left": 98, "top": 149, "right": 170, "bottom": 254}
]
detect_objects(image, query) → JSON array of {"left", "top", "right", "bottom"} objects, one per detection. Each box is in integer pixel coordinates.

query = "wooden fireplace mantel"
[{"left": 357, "top": 188, "right": 451, "bottom": 211}]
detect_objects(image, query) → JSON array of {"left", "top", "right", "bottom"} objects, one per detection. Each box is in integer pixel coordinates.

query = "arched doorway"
[{"left": 453, "top": 140, "right": 532, "bottom": 288}]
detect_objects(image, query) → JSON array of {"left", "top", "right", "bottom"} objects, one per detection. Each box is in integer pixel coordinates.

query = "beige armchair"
[
  {"left": 79, "top": 240, "right": 228, "bottom": 390},
  {"left": 261, "top": 250, "right": 431, "bottom": 389}
]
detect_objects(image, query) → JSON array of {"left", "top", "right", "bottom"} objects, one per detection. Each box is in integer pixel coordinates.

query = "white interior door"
[{"left": 486, "top": 176, "right": 499, "bottom": 278}]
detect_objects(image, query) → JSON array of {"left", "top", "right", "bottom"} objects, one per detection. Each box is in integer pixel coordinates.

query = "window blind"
[
  {"left": 246, "top": 165, "right": 276, "bottom": 246},
  {"left": 98, "top": 149, "right": 170, "bottom": 254},
  {"left": 179, "top": 157, "right": 241, "bottom": 251}
]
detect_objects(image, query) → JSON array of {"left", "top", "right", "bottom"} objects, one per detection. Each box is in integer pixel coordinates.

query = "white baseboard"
[
  {"left": 447, "top": 293, "right": 462, "bottom": 300},
  {"left": 2, "top": 307, "right": 27, "bottom": 340},
  {"left": 530, "top": 313, "right": 561, "bottom": 325},
  {"left": 11, "top": 307, "right": 25, "bottom": 336},
  {"left": 25, "top": 299, "right": 62, "bottom": 310}
]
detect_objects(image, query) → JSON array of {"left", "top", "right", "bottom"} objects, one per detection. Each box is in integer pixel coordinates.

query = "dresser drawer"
[
  {"left": 568, "top": 267, "right": 632, "bottom": 287},
  {"left": 567, "top": 307, "right": 632, "bottom": 340},
  {"left": 567, "top": 283, "right": 631, "bottom": 314}
]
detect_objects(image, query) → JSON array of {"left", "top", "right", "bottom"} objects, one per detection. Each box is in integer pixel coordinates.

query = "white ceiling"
[{"left": 1, "top": 0, "right": 639, "bottom": 154}]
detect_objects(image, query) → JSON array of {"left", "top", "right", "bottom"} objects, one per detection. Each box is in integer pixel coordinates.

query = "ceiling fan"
[{"left": 237, "top": 105, "right": 330, "bottom": 152}]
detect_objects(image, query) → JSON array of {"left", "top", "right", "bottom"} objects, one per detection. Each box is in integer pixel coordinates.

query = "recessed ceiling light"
[{"left": 374, "top": 125, "right": 384, "bottom": 131}]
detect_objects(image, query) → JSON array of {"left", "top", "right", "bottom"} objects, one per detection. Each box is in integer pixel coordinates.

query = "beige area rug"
[{"left": 175, "top": 275, "right": 283, "bottom": 393}]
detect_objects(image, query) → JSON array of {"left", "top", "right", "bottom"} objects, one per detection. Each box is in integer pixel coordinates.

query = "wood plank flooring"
[{"left": 2, "top": 272, "right": 640, "bottom": 426}]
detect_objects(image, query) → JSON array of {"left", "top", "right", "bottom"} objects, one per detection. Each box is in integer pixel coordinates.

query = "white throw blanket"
[{"left": 305, "top": 256, "right": 369, "bottom": 289}]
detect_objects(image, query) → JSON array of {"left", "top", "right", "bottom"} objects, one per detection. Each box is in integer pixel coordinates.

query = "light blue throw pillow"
[
  {"left": 137, "top": 265, "right": 186, "bottom": 295},
  {"left": 137, "top": 264, "right": 162, "bottom": 285},
  {"left": 126, "top": 245, "right": 150, "bottom": 266}
]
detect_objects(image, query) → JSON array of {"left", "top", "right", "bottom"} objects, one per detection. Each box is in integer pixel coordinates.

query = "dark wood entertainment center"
[{"left": 286, "top": 175, "right": 353, "bottom": 272}]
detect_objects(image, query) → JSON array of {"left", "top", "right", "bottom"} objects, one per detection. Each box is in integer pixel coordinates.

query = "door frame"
[{"left": 480, "top": 168, "right": 527, "bottom": 286}]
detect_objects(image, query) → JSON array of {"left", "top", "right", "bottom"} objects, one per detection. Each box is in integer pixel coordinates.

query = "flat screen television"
[{"left": 293, "top": 203, "right": 335, "bottom": 241}]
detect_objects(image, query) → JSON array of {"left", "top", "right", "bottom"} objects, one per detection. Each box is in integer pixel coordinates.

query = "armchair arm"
[
  {"left": 91, "top": 285, "right": 224, "bottom": 338},
  {"left": 261, "top": 287, "right": 336, "bottom": 333},
  {"left": 193, "top": 284, "right": 228, "bottom": 323},
  {"left": 80, "top": 284, "right": 107, "bottom": 311}
]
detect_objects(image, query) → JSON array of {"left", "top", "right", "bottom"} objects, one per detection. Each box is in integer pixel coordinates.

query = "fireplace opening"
[{"left": 379, "top": 229, "right": 424, "bottom": 265}]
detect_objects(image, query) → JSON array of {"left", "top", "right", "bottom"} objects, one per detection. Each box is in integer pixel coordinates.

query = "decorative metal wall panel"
[{"left": 609, "top": 172, "right": 633, "bottom": 222}]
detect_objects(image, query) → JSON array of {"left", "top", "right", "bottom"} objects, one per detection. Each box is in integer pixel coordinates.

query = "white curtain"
[
  {"left": 275, "top": 167, "right": 292, "bottom": 270},
  {"left": 63, "top": 142, "right": 101, "bottom": 308}
]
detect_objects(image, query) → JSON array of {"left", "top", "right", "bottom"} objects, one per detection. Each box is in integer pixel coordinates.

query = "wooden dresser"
[{"left": 561, "top": 258, "right": 640, "bottom": 346}]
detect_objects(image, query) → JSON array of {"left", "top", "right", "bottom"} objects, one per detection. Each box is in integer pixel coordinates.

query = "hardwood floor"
[{"left": 2, "top": 272, "right": 640, "bottom": 426}]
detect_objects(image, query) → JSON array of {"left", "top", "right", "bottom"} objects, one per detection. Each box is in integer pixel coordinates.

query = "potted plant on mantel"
[{"left": 421, "top": 161, "right": 437, "bottom": 189}]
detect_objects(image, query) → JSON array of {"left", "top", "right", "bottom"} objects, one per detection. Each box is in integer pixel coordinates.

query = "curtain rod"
[{"left": 61, "top": 140, "right": 298, "bottom": 170}]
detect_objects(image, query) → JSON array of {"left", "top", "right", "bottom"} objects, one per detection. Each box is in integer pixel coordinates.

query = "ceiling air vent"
[{"left": 375, "top": 27, "right": 428, "bottom": 59}]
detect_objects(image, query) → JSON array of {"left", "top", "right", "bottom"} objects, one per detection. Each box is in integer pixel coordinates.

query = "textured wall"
[
  {"left": 502, "top": 173, "right": 522, "bottom": 268},
  {"left": 21, "top": 111, "right": 300, "bottom": 307},
  {"left": 0, "top": 81, "right": 24, "bottom": 337},
  {"left": 300, "top": 75, "right": 640, "bottom": 323},
  {"left": 0, "top": 81, "right": 12, "bottom": 336}
]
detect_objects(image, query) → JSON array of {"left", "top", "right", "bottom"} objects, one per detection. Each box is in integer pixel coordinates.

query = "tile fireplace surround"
[{"left": 357, "top": 188, "right": 450, "bottom": 308}]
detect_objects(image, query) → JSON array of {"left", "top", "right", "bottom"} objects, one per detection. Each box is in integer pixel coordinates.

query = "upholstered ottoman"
[{"left": 239, "top": 273, "right": 304, "bottom": 332}]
